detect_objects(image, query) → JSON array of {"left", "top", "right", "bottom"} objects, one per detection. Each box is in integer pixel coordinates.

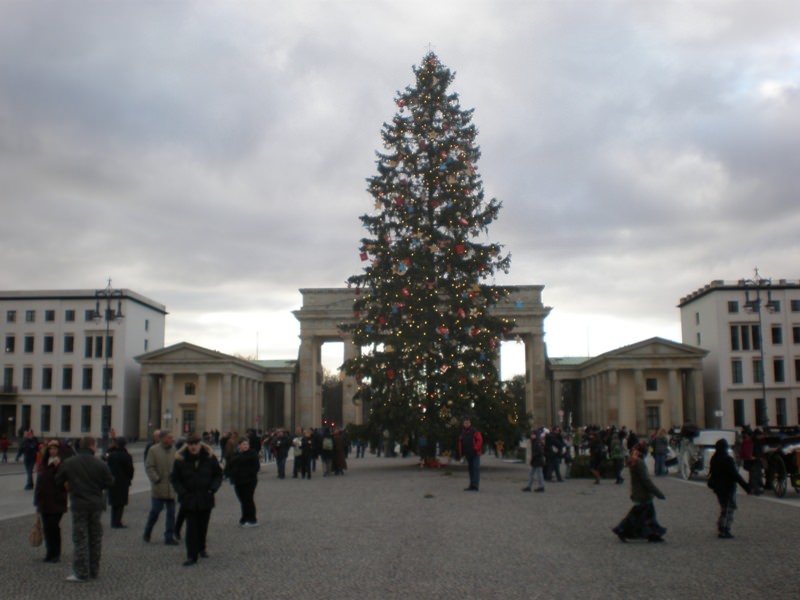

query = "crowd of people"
[{"left": 13, "top": 418, "right": 785, "bottom": 582}]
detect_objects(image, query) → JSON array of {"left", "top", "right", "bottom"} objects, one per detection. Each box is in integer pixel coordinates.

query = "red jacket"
[{"left": 458, "top": 427, "right": 483, "bottom": 458}]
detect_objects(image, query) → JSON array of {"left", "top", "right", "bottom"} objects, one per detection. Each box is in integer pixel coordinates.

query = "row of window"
[
  {"left": 732, "top": 397, "right": 800, "bottom": 427},
  {"left": 3, "top": 366, "right": 112, "bottom": 391},
  {"left": 6, "top": 308, "right": 92, "bottom": 323},
  {"left": 727, "top": 299, "right": 800, "bottom": 313},
  {"left": 731, "top": 357, "right": 800, "bottom": 385},
  {"left": 729, "top": 324, "right": 800, "bottom": 351},
  {"left": 18, "top": 403, "right": 110, "bottom": 434},
  {"left": 4, "top": 334, "right": 114, "bottom": 358}
]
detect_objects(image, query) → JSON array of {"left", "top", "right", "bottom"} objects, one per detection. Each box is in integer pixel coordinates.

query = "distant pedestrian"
[
  {"left": 332, "top": 428, "right": 347, "bottom": 476},
  {"left": 34, "top": 440, "right": 68, "bottom": 563},
  {"left": 612, "top": 441, "right": 666, "bottom": 543},
  {"left": 522, "top": 429, "right": 546, "bottom": 492},
  {"left": 270, "top": 429, "right": 291, "bottom": 479},
  {"left": 588, "top": 431, "right": 605, "bottom": 484},
  {"left": 16, "top": 430, "right": 39, "bottom": 490},
  {"left": 144, "top": 430, "right": 178, "bottom": 545},
  {"left": 0, "top": 434, "right": 10, "bottom": 463},
  {"left": 651, "top": 428, "right": 669, "bottom": 476},
  {"left": 55, "top": 436, "right": 113, "bottom": 582},
  {"left": 458, "top": 418, "right": 482, "bottom": 491},
  {"left": 225, "top": 437, "right": 260, "bottom": 526},
  {"left": 609, "top": 429, "right": 625, "bottom": 485},
  {"left": 105, "top": 437, "right": 134, "bottom": 528},
  {"left": 707, "top": 437, "right": 749, "bottom": 539},
  {"left": 171, "top": 433, "right": 223, "bottom": 566}
]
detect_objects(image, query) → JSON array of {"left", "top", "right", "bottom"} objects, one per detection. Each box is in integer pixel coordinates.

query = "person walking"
[
  {"left": 271, "top": 429, "right": 291, "bottom": 479},
  {"left": 55, "top": 436, "right": 113, "bottom": 582},
  {"left": 34, "top": 440, "right": 68, "bottom": 563},
  {"left": 612, "top": 441, "right": 667, "bottom": 543},
  {"left": 16, "top": 430, "right": 40, "bottom": 490},
  {"left": 143, "top": 430, "right": 179, "bottom": 545},
  {"left": 332, "top": 427, "right": 347, "bottom": 476},
  {"left": 707, "top": 437, "right": 749, "bottom": 539},
  {"left": 105, "top": 437, "right": 134, "bottom": 528},
  {"left": 652, "top": 428, "right": 670, "bottom": 476},
  {"left": 225, "top": 437, "right": 260, "bottom": 527},
  {"left": 170, "top": 433, "right": 223, "bottom": 566},
  {"left": 522, "top": 429, "right": 546, "bottom": 492},
  {"left": 610, "top": 429, "right": 626, "bottom": 485},
  {"left": 458, "top": 418, "right": 482, "bottom": 491},
  {"left": 0, "top": 434, "right": 10, "bottom": 463}
]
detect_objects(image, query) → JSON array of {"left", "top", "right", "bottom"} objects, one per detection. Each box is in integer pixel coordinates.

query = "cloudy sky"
[{"left": 2, "top": 1, "right": 799, "bottom": 375}]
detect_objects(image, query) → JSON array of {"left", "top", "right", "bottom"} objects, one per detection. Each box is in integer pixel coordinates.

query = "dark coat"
[
  {"left": 55, "top": 449, "right": 114, "bottom": 512},
  {"left": 629, "top": 456, "right": 665, "bottom": 504},
  {"left": 171, "top": 446, "right": 223, "bottom": 511},
  {"left": 709, "top": 446, "right": 748, "bottom": 497},
  {"left": 105, "top": 446, "right": 134, "bottom": 507},
  {"left": 530, "top": 436, "right": 546, "bottom": 468},
  {"left": 34, "top": 459, "right": 68, "bottom": 514},
  {"left": 225, "top": 449, "right": 260, "bottom": 486}
]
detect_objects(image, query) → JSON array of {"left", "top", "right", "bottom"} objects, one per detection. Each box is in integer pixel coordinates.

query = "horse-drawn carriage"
[
  {"left": 760, "top": 427, "right": 800, "bottom": 497},
  {"left": 676, "top": 428, "right": 737, "bottom": 480}
]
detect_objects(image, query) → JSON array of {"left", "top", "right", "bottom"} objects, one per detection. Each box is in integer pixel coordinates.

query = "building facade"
[
  {"left": 548, "top": 337, "right": 706, "bottom": 433},
  {"left": 679, "top": 278, "right": 800, "bottom": 429},
  {"left": 135, "top": 342, "right": 296, "bottom": 439},
  {"left": 1, "top": 289, "right": 166, "bottom": 440}
]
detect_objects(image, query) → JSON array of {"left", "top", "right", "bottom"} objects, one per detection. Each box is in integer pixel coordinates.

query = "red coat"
[{"left": 458, "top": 427, "right": 483, "bottom": 458}]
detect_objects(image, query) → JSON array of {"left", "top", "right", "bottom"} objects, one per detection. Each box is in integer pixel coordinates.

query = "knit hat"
[{"left": 186, "top": 433, "right": 202, "bottom": 444}]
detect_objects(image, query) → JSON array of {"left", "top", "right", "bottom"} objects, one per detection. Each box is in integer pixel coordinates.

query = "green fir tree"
[{"left": 342, "top": 52, "right": 521, "bottom": 456}]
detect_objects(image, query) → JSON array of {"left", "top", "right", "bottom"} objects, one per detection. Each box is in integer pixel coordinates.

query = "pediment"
[
  {"left": 602, "top": 337, "right": 707, "bottom": 360},
  {"left": 136, "top": 342, "right": 235, "bottom": 365}
]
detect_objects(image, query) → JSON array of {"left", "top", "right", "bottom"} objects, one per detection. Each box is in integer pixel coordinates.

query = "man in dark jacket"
[
  {"left": 225, "top": 437, "right": 260, "bottom": 526},
  {"left": 171, "top": 433, "right": 223, "bottom": 566},
  {"left": 16, "top": 430, "right": 40, "bottom": 489},
  {"left": 708, "top": 437, "right": 749, "bottom": 539},
  {"left": 458, "top": 418, "right": 483, "bottom": 491},
  {"left": 55, "top": 436, "right": 114, "bottom": 582}
]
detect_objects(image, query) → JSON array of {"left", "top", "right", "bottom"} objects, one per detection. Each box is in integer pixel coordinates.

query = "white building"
[
  {"left": 678, "top": 278, "right": 800, "bottom": 429},
  {"left": 1, "top": 289, "right": 166, "bottom": 441}
]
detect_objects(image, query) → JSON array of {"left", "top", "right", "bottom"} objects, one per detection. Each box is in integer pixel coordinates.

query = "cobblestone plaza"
[{"left": 2, "top": 446, "right": 797, "bottom": 599}]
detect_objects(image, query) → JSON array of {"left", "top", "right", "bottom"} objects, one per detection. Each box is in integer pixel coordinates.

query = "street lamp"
[
  {"left": 739, "top": 268, "right": 778, "bottom": 427},
  {"left": 94, "top": 279, "right": 124, "bottom": 451}
]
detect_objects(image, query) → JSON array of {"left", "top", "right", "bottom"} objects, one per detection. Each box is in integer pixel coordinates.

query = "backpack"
[{"left": 322, "top": 437, "right": 334, "bottom": 451}]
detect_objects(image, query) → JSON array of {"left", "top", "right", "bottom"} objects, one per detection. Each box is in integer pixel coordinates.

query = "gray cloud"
[{"left": 2, "top": 1, "right": 798, "bottom": 363}]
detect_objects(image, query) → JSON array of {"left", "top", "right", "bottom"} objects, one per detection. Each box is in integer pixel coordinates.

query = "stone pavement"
[{"left": 1, "top": 446, "right": 798, "bottom": 599}]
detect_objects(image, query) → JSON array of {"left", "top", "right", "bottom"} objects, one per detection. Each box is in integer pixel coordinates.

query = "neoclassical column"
[
  {"left": 690, "top": 369, "right": 705, "bottom": 426},
  {"left": 139, "top": 373, "right": 151, "bottom": 440},
  {"left": 222, "top": 373, "right": 233, "bottom": 432},
  {"left": 341, "top": 339, "right": 361, "bottom": 426},
  {"left": 283, "top": 380, "right": 294, "bottom": 429},
  {"left": 667, "top": 369, "right": 681, "bottom": 428},
  {"left": 163, "top": 374, "right": 175, "bottom": 433},
  {"left": 606, "top": 369, "right": 619, "bottom": 425},
  {"left": 196, "top": 373, "right": 207, "bottom": 434},
  {"left": 633, "top": 369, "right": 645, "bottom": 432}
]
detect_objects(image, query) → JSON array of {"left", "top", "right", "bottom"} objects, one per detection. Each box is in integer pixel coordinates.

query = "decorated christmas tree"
[{"left": 342, "top": 52, "right": 521, "bottom": 456}]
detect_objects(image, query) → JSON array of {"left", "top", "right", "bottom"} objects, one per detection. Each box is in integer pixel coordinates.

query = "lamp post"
[
  {"left": 740, "top": 268, "right": 778, "bottom": 427},
  {"left": 94, "top": 280, "right": 125, "bottom": 451}
]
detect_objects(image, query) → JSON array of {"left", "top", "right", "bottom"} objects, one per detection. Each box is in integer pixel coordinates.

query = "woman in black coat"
[
  {"left": 34, "top": 440, "right": 69, "bottom": 562},
  {"left": 708, "top": 437, "right": 749, "bottom": 539},
  {"left": 225, "top": 438, "right": 261, "bottom": 526},
  {"left": 105, "top": 437, "right": 134, "bottom": 528}
]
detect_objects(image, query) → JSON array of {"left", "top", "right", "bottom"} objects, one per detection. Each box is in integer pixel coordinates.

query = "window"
[
  {"left": 695, "top": 312, "right": 700, "bottom": 325},
  {"left": 776, "top": 398, "right": 787, "bottom": 427},
  {"left": 40, "top": 405, "right": 51, "bottom": 432},
  {"left": 753, "top": 358, "right": 763, "bottom": 384},
  {"left": 733, "top": 399, "right": 745, "bottom": 427},
  {"left": 728, "top": 301, "right": 739, "bottom": 313},
  {"left": 84, "top": 309, "right": 96, "bottom": 322},
  {"left": 95, "top": 335, "right": 103, "bottom": 358},
  {"left": 60, "top": 405, "right": 71, "bottom": 432},
  {"left": 696, "top": 332, "right": 701, "bottom": 346},
  {"left": 44, "top": 310, "right": 55, "bottom": 322},
  {"left": 22, "top": 367, "right": 33, "bottom": 390},
  {"left": 65, "top": 309, "right": 75, "bottom": 322},
  {"left": 24, "top": 336, "right": 34, "bottom": 353},
  {"left": 774, "top": 358, "right": 785, "bottom": 383},
  {"left": 772, "top": 325, "right": 783, "bottom": 345},
  {"left": 144, "top": 339, "right": 149, "bottom": 352},
  {"left": 732, "top": 359, "right": 743, "bottom": 384},
  {"left": 730, "top": 325, "right": 759, "bottom": 351},
  {"left": 80, "top": 405, "right": 91, "bottom": 433},
  {"left": 43, "top": 335, "right": 54, "bottom": 353},
  {"left": 3, "top": 367, "right": 13, "bottom": 391},
  {"left": 103, "top": 367, "right": 113, "bottom": 391},
  {"left": 20, "top": 404, "right": 31, "bottom": 431},
  {"left": 185, "top": 382, "right": 196, "bottom": 395},
  {"left": 145, "top": 319, "right": 149, "bottom": 332},
  {"left": 770, "top": 300, "right": 781, "bottom": 313},
  {"left": 793, "top": 326, "right": 800, "bottom": 344},
  {"left": 42, "top": 367, "right": 52, "bottom": 390},
  {"left": 730, "top": 326, "right": 740, "bottom": 351},
  {"left": 791, "top": 299, "right": 800, "bottom": 312},
  {"left": 62, "top": 367, "right": 73, "bottom": 390},
  {"left": 106, "top": 336, "right": 113, "bottom": 358},
  {"left": 84, "top": 336, "right": 93, "bottom": 358},
  {"left": 646, "top": 406, "right": 661, "bottom": 430},
  {"left": 796, "top": 359, "right": 800, "bottom": 383},
  {"left": 752, "top": 325, "right": 760, "bottom": 350},
  {"left": 64, "top": 334, "right": 74, "bottom": 353},
  {"left": 6, "top": 310, "right": 16, "bottom": 323},
  {"left": 646, "top": 378, "right": 658, "bottom": 392},
  {"left": 25, "top": 310, "right": 35, "bottom": 322},
  {"left": 4, "top": 335, "right": 14, "bottom": 353},
  {"left": 82, "top": 367, "right": 93, "bottom": 390},
  {"left": 755, "top": 398, "right": 768, "bottom": 426}
]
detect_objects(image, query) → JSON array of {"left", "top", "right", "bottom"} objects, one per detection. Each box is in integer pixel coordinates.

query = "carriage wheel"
[{"left": 769, "top": 456, "right": 787, "bottom": 498}]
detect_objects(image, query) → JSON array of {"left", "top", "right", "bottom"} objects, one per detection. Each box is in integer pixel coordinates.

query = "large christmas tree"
[{"left": 342, "top": 52, "right": 520, "bottom": 455}]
